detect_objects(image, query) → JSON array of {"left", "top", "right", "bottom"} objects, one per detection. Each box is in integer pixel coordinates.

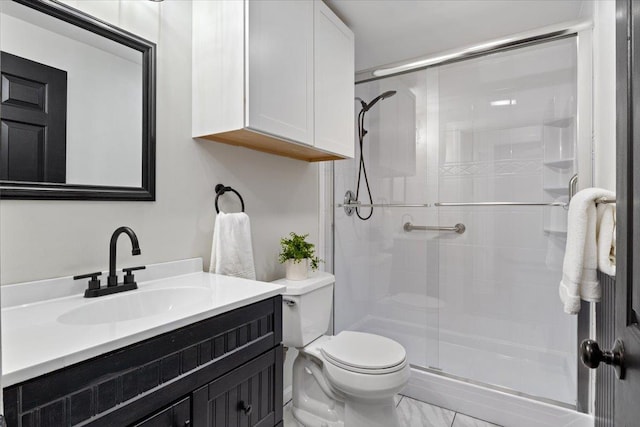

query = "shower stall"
[{"left": 331, "top": 33, "right": 592, "bottom": 426}]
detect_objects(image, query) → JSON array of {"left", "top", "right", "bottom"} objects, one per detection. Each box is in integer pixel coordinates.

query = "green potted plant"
[{"left": 278, "top": 232, "right": 322, "bottom": 280}]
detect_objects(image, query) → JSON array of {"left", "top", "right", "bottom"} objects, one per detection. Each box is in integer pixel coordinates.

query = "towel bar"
[
  {"left": 596, "top": 198, "right": 616, "bottom": 204},
  {"left": 215, "top": 183, "right": 245, "bottom": 213},
  {"left": 568, "top": 174, "right": 616, "bottom": 205}
]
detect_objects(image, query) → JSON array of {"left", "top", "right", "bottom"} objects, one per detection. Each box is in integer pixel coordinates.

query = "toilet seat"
[{"left": 319, "top": 331, "right": 407, "bottom": 375}]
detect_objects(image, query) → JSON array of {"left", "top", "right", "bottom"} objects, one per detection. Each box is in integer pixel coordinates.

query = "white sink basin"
[{"left": 57, "top": 287, "right": 213, "bottom": 325}]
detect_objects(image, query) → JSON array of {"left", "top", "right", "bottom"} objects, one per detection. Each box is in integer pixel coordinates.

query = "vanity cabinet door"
[
  {"left": 132, "top": 396, "right": 191, "bottom": 427},
  {"left": 192, "top": 346, "right": 283, "bottom": 427}
]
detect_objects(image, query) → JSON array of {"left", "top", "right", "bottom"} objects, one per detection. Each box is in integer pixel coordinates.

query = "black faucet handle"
[
  {"left": 73, "top": 271, "right": 102, "bottom": 280},
  {"left": 123, "top": 266, "right": 146, "bottom": 285},
  {"left": 123, "top": 266, "right": 146, "bottom": 274},
  {"left": 73, "top": 272, "right": 102, "bottom": 290}
]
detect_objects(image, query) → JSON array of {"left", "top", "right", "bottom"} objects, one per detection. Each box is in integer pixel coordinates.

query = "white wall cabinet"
[
  {"left": 192, "top": 0, "right": 354, "bottom": 162},
  {"left": 313, "top": 1, "right": 354, "bottom": 158},
  {"left": 247, "top": 0, "right": 314, "bottom": 145}
]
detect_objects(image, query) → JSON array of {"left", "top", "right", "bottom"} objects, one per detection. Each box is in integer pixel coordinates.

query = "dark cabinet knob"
[
  {"left": 580, "top": 339, "right": 625, "bottom": 379},
  {"left": 237, "top": 400, "right": 252, "bottom": 416}
]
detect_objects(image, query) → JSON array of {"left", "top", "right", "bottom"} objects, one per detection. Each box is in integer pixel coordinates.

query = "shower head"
[
  {"left": 355, "top": 96, "right": 367, "bottom": 111},
  {"left": 361, "top": 90, "right": 397, "bottom": 112}
]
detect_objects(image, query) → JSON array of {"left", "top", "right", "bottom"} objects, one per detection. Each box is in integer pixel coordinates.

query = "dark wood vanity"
[{"left": 3, "top": 296, "right": 283, "bottom": 427}]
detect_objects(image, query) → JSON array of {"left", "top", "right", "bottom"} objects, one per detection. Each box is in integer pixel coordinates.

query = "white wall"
[
  {"left": 0, "top": 0, "right": 320, "bottom": 287},
  {"left": 592, "top": 0, "right": 616, "bottom": 191}
]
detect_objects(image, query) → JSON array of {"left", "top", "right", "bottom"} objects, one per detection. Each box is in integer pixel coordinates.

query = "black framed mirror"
[{"left": 0, "top": 0, "right": 155, "bottom": 200}]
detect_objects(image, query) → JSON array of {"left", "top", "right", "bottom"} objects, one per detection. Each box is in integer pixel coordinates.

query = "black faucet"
[
  {"left": 108, "top": 226, "right": 141, "bottom": 286},
  {"left": 74, "top": 226, "right": 145, "bottom": 298}
]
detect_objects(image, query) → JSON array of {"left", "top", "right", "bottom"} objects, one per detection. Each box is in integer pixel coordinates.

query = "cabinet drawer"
[
  {"left": 132, "top": 396, "right": 190, "bottom": 427},
  {"left": 193, "top": 346, "right": 283, "bottom": 427}
]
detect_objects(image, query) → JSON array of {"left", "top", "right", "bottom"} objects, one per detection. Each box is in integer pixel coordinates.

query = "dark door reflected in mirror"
[
  {"left": 0, "top": 0, "right": 155, "bottom": 200},
  {"left": 1, "top": 51, "right": 68, "bottom": 183}
]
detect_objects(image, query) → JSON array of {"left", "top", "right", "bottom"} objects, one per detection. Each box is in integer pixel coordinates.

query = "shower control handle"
[{"left": 580, "top": 339, "right": 625, "bottom": 379}]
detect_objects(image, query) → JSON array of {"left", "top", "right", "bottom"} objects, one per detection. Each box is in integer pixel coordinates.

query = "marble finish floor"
[{"left": 283, "top": 395, "right": 501, "bottom": 427}]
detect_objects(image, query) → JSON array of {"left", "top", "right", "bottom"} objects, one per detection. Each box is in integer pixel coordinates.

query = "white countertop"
[{"left": 1, "top": 259, "right": 285, "bottom": 387}]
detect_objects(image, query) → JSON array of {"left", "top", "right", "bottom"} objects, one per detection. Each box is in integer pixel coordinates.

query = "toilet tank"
[{"left": 272, "top": 272, "right": 335, "bottom": 348}]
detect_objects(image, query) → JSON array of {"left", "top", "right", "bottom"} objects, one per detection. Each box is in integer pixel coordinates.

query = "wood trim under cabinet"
[{"left": 197, "top": 128, "right": 345, "bottom": 162}]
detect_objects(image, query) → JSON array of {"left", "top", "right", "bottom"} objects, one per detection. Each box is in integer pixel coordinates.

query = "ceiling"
[{"left": 325, "top": 0, "right": 588, "bottom": 72}]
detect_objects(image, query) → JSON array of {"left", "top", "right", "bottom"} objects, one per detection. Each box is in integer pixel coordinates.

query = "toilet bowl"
[{"left": 272, "top": 272, "right": 410, "bottom": 427}]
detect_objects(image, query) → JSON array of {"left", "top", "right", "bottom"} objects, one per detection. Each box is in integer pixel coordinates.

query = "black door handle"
[{"left": 580, "top": 338, "right": 625, "bottom": 379}]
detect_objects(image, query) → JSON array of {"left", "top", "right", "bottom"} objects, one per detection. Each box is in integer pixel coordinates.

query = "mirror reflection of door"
[{"left": 0, "top": 51, "right": 67, "bottom": 183}]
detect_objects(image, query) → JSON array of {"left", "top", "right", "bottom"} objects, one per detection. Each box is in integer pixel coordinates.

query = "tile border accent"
[{"left": 439, "top": 159, "right": 542, "bottom": 177}]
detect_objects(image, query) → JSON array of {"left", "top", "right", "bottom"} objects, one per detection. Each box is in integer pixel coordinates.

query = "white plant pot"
[{"left": 285, "top": 259, "right": 309, "bottom": 281}]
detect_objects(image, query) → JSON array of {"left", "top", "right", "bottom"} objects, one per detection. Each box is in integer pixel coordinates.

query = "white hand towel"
[
  {"left": 560, "top": 188, "right": 615, "bottom": 314},
  {"left": 209, "top": 211, "right": 256, "bottom": 280},
  {"left": 596, "top": 203, "right": 616, "bottom": 276}
]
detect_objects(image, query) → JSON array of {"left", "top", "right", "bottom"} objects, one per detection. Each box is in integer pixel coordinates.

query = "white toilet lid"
[{"left": 320, "top": 331, "right": 406, "bottom": 372}]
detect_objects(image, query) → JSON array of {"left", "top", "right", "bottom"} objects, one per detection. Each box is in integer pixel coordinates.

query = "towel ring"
[{"left": 215, "top": 183, "right": 245, "bottom": 213}]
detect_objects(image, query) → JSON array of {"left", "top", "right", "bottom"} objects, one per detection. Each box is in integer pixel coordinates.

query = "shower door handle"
[
  {"left": 568, "top": 173, "right": 578, "bottom": 206},
  {"left": 580, "top": 339, "right": 625, "bottom": 379}
]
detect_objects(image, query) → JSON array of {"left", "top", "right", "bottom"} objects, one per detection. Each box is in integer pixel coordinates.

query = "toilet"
[{"left": 273, "top": 272, "right": 410, "bottom": 427}]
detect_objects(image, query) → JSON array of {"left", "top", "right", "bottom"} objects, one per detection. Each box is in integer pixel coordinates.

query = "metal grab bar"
[{"left": 404, "top": 222, "right": 466, "bottom": 234}]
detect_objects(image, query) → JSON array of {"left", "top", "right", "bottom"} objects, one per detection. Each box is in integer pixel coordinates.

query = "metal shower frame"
[{"left": 325, "top": 19, "right": 595, "bottom": 413}]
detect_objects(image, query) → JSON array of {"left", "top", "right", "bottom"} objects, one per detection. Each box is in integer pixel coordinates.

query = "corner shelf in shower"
[
  {"left": 543, "top": 117, "right": 574, "bottom": 128},
  {"left": 543, "top": 186, "right": 569, "bottom": 194},
  {"left": 542, "top": 116, "right": 574, "bottom": 232},
  {"left": 543, "top": 159, "right": 574, "bottom": 168},
  {"left": 543, "top": 228, "right": 568, "bottom": 235}
]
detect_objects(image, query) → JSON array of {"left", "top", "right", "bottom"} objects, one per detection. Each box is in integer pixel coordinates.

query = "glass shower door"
[
  {"left": 334, "top": 71, "right": 440, "bottom": 370},
  {"left": 434, "top": 37, "right": 578, "bottom": 404},
  {"left": 334, "top": 35, "right": 580, "bottom": 408}
]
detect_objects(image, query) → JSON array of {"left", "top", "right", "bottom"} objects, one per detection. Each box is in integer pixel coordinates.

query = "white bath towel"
[
  {"left": 596, "top": 203, "right": 616, "bottom": 277},
  {"left": 560, "top": 188, "right": 616, "bottom": 314},
  {"left": 209, "top": 211, "right": 256, "bottom": 280}
]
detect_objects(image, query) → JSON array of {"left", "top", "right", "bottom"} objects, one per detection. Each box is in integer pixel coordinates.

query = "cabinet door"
[
  {"left": 132, "top": 396, "right": 191, "bottom": 427},
  {"left": 247, "top": 0, "right": 314, "bottom": 145},
  {"left": 192, "top": 347, "right": 282, "bottom": 427},
  {"left": 313, "top": 1, "right": 355, "bottom": 158}
]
